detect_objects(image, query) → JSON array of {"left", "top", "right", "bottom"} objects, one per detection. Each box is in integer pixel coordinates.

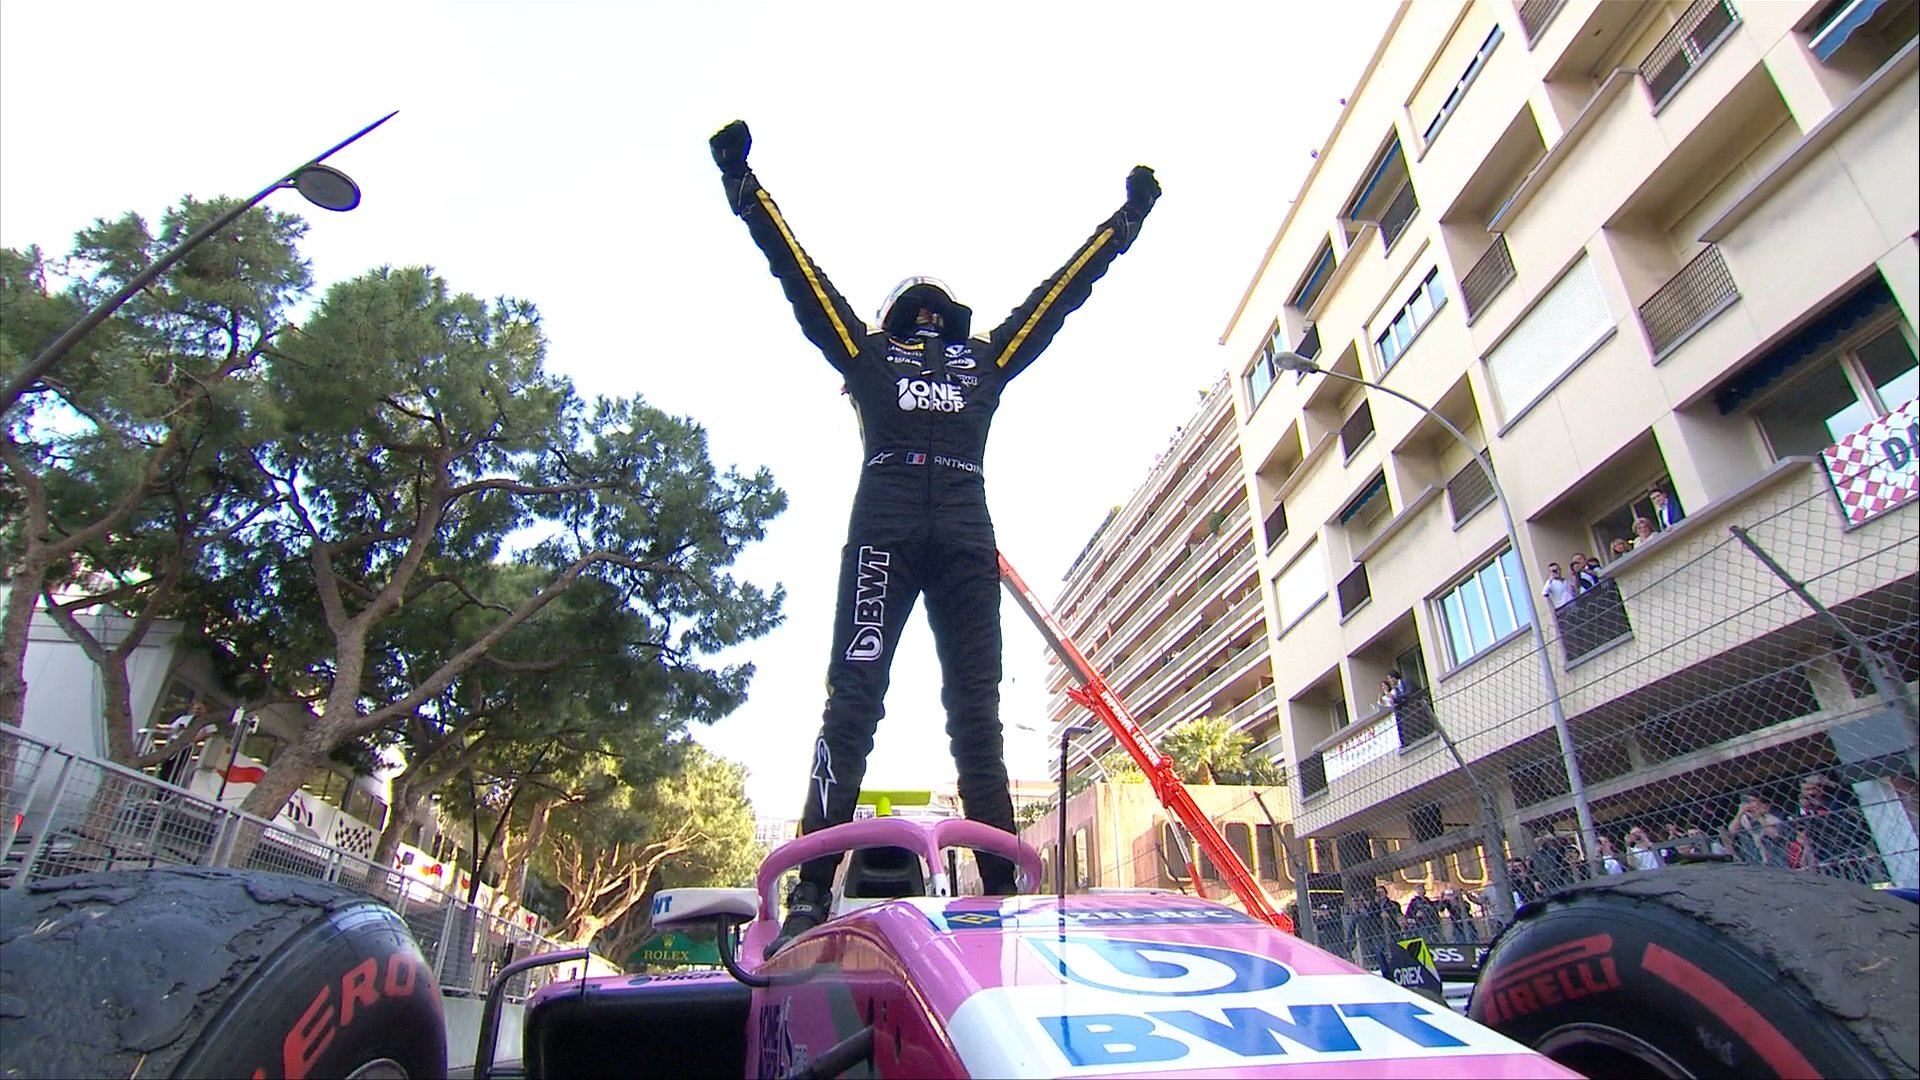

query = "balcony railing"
[
  {"left": 1338, "top": 564, "right": 1372, "bottom": 618},
  {"left": 1553, "top": 575, "right": 1634, "bottom": 663},
  {"left": 1638, "top": 245, "right": 1740, "bottom": 358},
  {"left": 1460, "top": 235, "right": 1515, "bottom": 323},
  {"left": 1222, "top": 685, "right": 1280, "bottom": 729},
  {"left": 1341, "top": 402, "right": 1376, "bottom": 460},
  {"left": 1518, "top": 0, "right": 1566, "bottom": 44},
  {"left": 1300, "top": 751, "right": 1329, "bottom": 799},
  {"left": 1393, "top": 687, "right": 1439, "bottom": 745},
  {"left": 1264, "top": 503, "right": 1289, "bottom": 549},
  {"left": 1640, "top": 0, "right": 1742, "bottom": 109},
  {"left": 1446, "top": 458, "right": 1496, "bottom": 524},
  {"left": 1379, "top": 182, "right": 1420, "bottom": 250},
  {"left": 1296, "top": 323, "right": 1323, "bottom": 362},
  {"left": 1153, "top": 637, "right": 1271, "bottom": 726}
]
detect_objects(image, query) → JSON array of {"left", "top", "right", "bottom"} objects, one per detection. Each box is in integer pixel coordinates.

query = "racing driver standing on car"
[{"left": 709, "top": 120, "right": 1158, "bottom": 955}]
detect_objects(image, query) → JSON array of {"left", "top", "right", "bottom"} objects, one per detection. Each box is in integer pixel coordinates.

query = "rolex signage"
[{"left": 629, "top": 930, "right": 721, "bottom": 969}]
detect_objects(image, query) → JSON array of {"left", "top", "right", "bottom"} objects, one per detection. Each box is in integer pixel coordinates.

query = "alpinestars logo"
[
  {"left": 811, "top": 739, "right": 836, "bottom": 816},
  {"left": 846, "top": 546, "right": 889, "bottom": 661},
  {"left": 897, "top": 377, "right": 966, "bottom": 412}
]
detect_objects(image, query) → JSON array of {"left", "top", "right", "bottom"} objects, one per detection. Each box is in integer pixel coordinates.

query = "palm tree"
[
  {"left": 1065, "top": 749, "right": 1145, "bottom": 797},
  {"left": 1160, "top": 716, "right": 1255, "bottom": 784}
]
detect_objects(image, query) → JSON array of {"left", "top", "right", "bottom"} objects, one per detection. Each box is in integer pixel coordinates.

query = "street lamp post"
[
  {"left": 1273, "top": 351, "right": 1601, "bottom": 885},
  {"left": 1058, "top": 724, "right": 1094, "bottom": 896},
  {"left": 3, "top": 110, "right": 399, "bottom": 413}
]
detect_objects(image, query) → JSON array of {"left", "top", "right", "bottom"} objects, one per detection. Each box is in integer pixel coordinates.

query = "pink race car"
[{"left": 489, "top": 815, "right": 1916, "bottom": 1079}]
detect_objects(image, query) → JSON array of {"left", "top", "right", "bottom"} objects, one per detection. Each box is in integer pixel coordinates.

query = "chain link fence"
[
  {"left": 1276, "top": 462, "right": 1916, "bottom": 965},
  {"left": 0, "top": 724, "right": 582, "bottom": 1001},
  {"left": 1026, "top": 462, "right": 1917, "bottom": 974}
]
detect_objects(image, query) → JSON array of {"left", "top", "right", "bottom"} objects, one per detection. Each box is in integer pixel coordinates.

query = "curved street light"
[
  {"left": 1272, "top": 350, "right": 1601, "bottom": 901},
  {"left": 3, "top": 110, "right": 399, "bottom": 413}
]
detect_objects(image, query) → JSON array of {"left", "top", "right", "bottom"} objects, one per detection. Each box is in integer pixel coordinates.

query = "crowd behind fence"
[
  {"left": 1030, "top": 466, "right": 1918, "bottom": 970},
  {"left": 0, "top": 724, "right": 587, "bottom": 1001}
]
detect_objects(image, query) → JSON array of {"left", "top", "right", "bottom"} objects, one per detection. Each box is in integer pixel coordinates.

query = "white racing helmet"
[{"left": 877, "top": 276, "right": 973, "bottom": 338}]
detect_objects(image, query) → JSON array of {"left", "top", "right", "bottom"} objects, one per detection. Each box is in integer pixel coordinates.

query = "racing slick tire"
[
  {"left": 0, "top": 867, "right": 447, "bottom": 1079},
  {"left": 1468, "top": 862, "right": 1917, "bottom": 1078}
]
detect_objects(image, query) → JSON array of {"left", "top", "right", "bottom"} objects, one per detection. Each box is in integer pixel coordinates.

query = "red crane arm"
[{"left": 998, "top": 550, "right": 1294, "bottom": 933}]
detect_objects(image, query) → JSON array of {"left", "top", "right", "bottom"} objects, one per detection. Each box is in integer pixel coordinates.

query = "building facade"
[
  {"left": 1041, "top": 376, "right": 1280, "bottom": 775},
  {"left": 1218, "top": 0, "right": 1917, "bottom": 896}
]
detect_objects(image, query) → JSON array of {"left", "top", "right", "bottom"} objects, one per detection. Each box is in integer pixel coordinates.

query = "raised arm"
[
  {"left": 711, "top": 121, "right": 867, "bottom": 372},
  {"left": 984, "top": 166, "right": 1160, "bottom": 380}
]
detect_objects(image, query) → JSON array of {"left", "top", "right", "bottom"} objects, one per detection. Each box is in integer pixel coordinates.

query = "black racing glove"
[
  {"left": 710, "top": 120, "right": 752, "bottom": 176},
  {"left": 1125, "top": 165, "right": 1160, "bottom": 216}
]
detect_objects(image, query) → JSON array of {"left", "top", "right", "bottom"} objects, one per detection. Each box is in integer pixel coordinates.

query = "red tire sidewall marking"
[{"left": 1641, "top": 942, "right": 1820, "bottom": 1079}]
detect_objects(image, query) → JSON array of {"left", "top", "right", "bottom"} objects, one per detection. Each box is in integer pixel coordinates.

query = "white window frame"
[
  {"left": 1246, "top": 322, "right": 1285, "bottom": 412},
  {"left": 1374, "top": 267, "right": 1448, "bottom": 373},
  {"left": 1433, "top": 548, "right": 1533, "bottom": 670},
  {"left": 1423, "top": 23, "right": 1506, "bottom": 145},
  {"left": 1273, "top": 542, "right": 1328, "bottom": 636},
  {"left": 1751, "top": 315, "right": 1918, "bottom": 461}
]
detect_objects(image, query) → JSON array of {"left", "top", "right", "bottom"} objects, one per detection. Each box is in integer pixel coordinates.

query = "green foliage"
[
  {"left": 1159, "top": 715, "right": 1279, "bottom": 785},
  {"left": 1066, "top": 748, "right": 1146, "bottom": 797},
  {"left": 4, "top": 196, "right": 789, "bottom": 924},
  {"left": 170, "top": 264, "right": 787, "bottom": 815},
  {"left": 1097, "top": 749, "right": 1146, "bottom": 783},
  {"left": 538, "top": 743, "right": 758, "bottom": 946},
  {"left": 1, "top": 199, "right": 313, "bottom": 746}
]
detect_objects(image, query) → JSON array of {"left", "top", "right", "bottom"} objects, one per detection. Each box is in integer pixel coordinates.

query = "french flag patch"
[{"left": 906, "top": 452, "right": 927, "bottom": 465}]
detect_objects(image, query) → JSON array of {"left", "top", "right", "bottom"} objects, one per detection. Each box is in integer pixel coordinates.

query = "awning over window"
[
  {"left": 1346, "top": 141, "right": 1405, "bottom": 221},
  {"left": 1714, "top": 277, "right": 1894, "bottom": 414},
  {"left": 1812, "top": 0, "right": 1888, "bottom": 60},
  {"left": 1339, "top": 473, "right": 1389, "bottom": 524}
]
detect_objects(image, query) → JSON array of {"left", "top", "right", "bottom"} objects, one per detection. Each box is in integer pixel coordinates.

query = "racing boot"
[
  {"left": 763, "top": 880, "right": 832, "bottom": 959},
  {"left": 978, "top": 851, "right": 1020, "bottom": 896}
]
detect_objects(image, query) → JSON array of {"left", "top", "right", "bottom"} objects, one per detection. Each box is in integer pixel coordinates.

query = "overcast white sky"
[{"left": 1, "top": 1, "right": 1395, "bottom": 814}]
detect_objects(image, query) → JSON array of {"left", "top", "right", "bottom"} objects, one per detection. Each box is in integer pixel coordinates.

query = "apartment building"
[
  {"left": 1042, "top": 376, "right": 1281, "bottom": 774},
  {"left": 1218, "top": 0, "right": 1918, "bottom": 888}
]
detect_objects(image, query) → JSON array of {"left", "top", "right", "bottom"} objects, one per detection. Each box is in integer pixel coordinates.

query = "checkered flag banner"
[{"left": 1822, "top": 398, "right": 1919, "bottom": 527}]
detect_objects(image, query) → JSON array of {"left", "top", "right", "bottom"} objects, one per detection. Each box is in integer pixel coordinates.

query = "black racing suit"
[{"left": 718, "top": 166, "right": 1152, "bottom": 894}]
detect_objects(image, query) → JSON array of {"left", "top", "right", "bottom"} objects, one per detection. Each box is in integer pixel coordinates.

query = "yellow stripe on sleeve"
[
  {"left": 757, "top": 189, "right": 859, "bottom": 359},
  {"left": 996, "top": 228, "right": 1113, "bottom": 368}
]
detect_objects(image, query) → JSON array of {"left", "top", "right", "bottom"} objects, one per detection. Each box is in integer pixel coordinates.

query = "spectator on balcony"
[
  {"left": 1727, "top": 792, "right": 1791, "bottom": 867},
  {"left": 1628, "top": 517, "right": 1658, "bottom": 549},
  {"left": 1792, "top": 772, "right": 1878, "bottom": 883},
  {"left": 1650, "top": 489, "right": 1685, "bottom": 530},
  {"left": 1624, "top": 825, "right": 1664, "bottom": 871},
  {"left": 1594, "top": 834, "right": 1628, "bottom": 875},
  {"left": 1607, "top": 537, "right": 1632, "bottom": 562},
  {"left": 1375, "top": 883, "right": 1404, "bottom": 936},
  {"left": 1374, "top": 679, "right": 1399, "bottom": 712},
  {"left": 1404, "top": 883, "right": 1442, "bottom": 942},
  {"left": 1571, "top": 554, "right": 1602, "bottom": 593},
  {"left": 1438, "top": 886, "right": 1473, "bottom": 943},
  {"left": 1542, "top": 563, "right": 1577, "bottom": 608},
  {"left": 1507, "top": 857, "right": 1541, "bottom": 906},
  {"left": 1312, "top": 900, "right": 1345, "bottom": 953},
  {"left": 1346, "top": 893, "right": 1390, "bottom": 968}
]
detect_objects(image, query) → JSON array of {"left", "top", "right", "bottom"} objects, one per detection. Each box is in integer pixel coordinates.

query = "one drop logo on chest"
[{"left": 897, "top": 376, "right": 966, "bottom": 413}]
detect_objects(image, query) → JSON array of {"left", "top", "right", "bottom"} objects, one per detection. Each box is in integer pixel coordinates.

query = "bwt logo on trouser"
[{"left": 846, "top": 546, "right": 890, "bottom": 661}]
